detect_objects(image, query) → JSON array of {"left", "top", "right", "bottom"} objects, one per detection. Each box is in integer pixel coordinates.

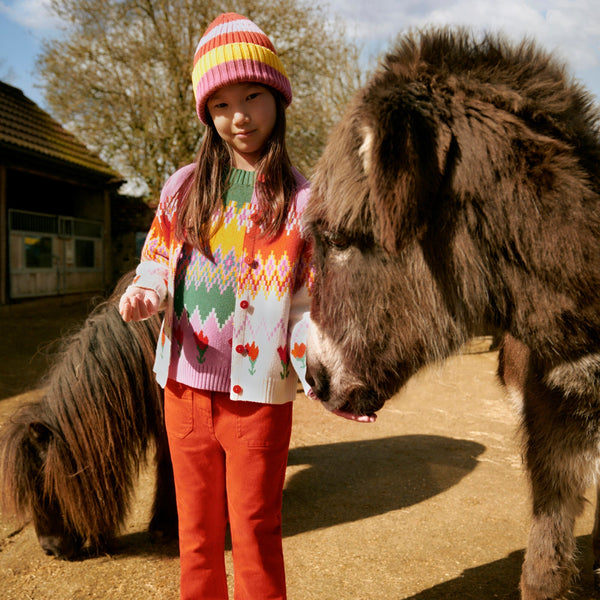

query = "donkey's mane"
[{"left": 385, "top": 27, "right": 599, "bottom": 136}]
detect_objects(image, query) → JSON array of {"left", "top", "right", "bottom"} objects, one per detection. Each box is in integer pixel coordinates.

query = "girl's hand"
[{"left": 119, "top": 287, "right": 160, "bottom": 322}]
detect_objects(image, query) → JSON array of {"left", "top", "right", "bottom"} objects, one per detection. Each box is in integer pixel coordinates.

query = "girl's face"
[{"left": 207, "top": 82, "right": 277, "bottom": 171}]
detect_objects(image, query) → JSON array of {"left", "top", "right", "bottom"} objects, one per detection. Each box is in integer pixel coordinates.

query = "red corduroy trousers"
[{"left": 164, "top": 379, "right": 293, "bottom": 600}]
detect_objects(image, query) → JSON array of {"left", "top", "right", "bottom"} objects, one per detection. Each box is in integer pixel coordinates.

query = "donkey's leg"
[
  {"left": 520, "top": 504, "right": 581, "bottom": 600},
  {"left": 519, "top": 381, "right": 595, "bottom": 600}
]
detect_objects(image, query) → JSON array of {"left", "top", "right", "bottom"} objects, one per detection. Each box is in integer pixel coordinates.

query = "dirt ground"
[{"left": 1, "top": 295, "right": 599, "bottom": 599}]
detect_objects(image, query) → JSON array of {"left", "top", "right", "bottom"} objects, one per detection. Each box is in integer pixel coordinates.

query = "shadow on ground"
[
  {"left": 404, "top": 535, "right": 600, "bottom": 600},
  {"left": 283, "top": 435, "right": 485, "bottom": 536},
  {"left": 404, "top": 549, "right": 524, "bottom": 600}
]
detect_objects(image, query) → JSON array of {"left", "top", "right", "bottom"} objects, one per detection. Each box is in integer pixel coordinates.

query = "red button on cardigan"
[
  {"left": 235, "top": 344, "right": 246, "bottom": 355},
  {"left": 240, "top": 300, "right": 249, "bottom": 309},
  {"left": 233, "top": 385, "right": 242, "bottom": 395}
]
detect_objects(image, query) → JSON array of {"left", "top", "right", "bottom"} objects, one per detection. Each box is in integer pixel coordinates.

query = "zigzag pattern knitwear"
[
  {"left": 169, "top": 168, "right": 255, "bottom": 391},
  {"left": 192, "top": 12, "right": 292, "bottom": 124}
]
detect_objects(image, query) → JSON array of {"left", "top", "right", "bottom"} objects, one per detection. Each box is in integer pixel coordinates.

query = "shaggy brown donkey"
[
  {"left": 305, "top": 28, "right": 600, "bottom": 600},
  {"left": 0, "top": 273, "right": 177, "bottom": 558}
]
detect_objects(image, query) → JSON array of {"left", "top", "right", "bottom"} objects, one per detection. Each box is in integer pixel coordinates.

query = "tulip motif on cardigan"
[
  {"left": 291, "top": 342, "right": 306, "bottom": 370},
  {"left": 194, "top": 331, "right": 209, "bottom": 364},
  {"left": 277, "top": 345, "right": 290, "bottom": 379},
  {"left": 245, "top": 342, "right": 259, "bottom": 375}
]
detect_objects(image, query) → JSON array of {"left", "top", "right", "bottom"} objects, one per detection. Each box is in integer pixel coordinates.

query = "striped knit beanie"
[{"left": 192, "top": 12, "right": 293, "bottom": 124}]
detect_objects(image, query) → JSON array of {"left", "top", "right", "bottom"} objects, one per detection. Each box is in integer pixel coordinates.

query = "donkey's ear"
[
  {"left": 28, "top": 422, "right": 52, "bottom": 448},
  {"left": 361, "top": 91, "right": 447, "bottom": 253}
]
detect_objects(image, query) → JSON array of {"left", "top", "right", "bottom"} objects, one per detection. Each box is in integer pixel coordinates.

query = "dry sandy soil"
[{"left": 1, "top": 295, "right": 599, "bottom": 599}]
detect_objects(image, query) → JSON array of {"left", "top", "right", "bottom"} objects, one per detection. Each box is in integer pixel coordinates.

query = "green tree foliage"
[{"left": 39, "top": 0, "right": 362, "bottom": 200}]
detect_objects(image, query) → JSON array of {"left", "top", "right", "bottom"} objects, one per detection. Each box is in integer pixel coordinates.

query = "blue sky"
[
  {"left": 0, "top": 0, "right": 61, "bottom": 106},
  {"left": 1, "top": 0, "right": 599, "bottom": 112}
]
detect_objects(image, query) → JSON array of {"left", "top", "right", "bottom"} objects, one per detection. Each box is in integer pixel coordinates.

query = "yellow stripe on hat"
[{"left": 192, "top": 42, "right": 287, "bottom": 90}]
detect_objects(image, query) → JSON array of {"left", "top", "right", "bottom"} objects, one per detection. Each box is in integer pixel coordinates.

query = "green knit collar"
[{"left": 228, "top": 168, "right": 256, "bottom": 186}]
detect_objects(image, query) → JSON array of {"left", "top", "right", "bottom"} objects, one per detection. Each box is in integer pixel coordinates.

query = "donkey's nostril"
[{"left": 306, "top": 362, "right": 330, "bottom": 402}]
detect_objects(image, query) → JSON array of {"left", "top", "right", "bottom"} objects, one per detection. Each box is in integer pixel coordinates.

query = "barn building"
[{"left": 0, "top": 81, "right": 123, "bottom": 304}]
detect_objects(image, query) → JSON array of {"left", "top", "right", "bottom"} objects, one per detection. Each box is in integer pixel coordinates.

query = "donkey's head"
[
  {"left": 304, "top": 86, "right": 462, "bottom": 415},
  {"left": 305, "top": 28, "right": 600, "bottom": 416}
]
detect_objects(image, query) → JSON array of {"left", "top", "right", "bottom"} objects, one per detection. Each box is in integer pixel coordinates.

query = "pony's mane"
[{"left": 0, "top": 275, "right": 162, "bottom": 544}]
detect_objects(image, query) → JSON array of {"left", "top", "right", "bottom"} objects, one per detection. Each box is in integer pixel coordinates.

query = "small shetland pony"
[
  {"left": 305, "top": 28, "right": 600, "bottom": 600},
  {"left": 0, "top": 274, "right": 177, "bottom": 558}
]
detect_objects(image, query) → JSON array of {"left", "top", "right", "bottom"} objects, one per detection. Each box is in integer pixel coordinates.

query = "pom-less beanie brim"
[{"left": 192, "top": 13, "right": 292, "bottom": 124}]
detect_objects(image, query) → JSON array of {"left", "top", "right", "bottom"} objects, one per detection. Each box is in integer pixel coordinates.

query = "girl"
[{"left": 119, "top": 13, "right": 312, "bottom": 600}]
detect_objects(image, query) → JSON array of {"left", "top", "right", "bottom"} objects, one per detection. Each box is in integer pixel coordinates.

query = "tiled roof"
[{"left": 0, "top": 81, "right": 121, "bottom": 180}]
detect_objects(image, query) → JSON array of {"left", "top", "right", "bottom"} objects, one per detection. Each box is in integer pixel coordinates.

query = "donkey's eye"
[{"left": 322, "top": 230, "right": 350, "bottom": 251}]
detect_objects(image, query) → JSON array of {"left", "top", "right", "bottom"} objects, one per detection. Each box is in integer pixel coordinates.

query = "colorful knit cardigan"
[{"left": 132, "top": 162, "right": 313, "bottom": 404}]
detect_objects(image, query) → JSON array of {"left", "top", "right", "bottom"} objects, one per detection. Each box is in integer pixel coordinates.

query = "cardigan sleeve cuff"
[{"left": 132, "top": 260, "right": 168, "bottom": 306}]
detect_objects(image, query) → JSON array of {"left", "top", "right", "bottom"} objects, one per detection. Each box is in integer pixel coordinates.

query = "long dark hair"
[{"left": 175, "top": 87, "right": 297, "bottom": 260}]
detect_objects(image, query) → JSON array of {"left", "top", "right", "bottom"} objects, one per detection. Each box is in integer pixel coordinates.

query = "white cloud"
[
  {"left": 326, "top": 0, "right": 600, "bottom": 97},
  {"left": 418, "top": 0, "right": 600, "bottom": 69},
  {"left": 0, "top": 0, "right": 63, "bottom": 30}
]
